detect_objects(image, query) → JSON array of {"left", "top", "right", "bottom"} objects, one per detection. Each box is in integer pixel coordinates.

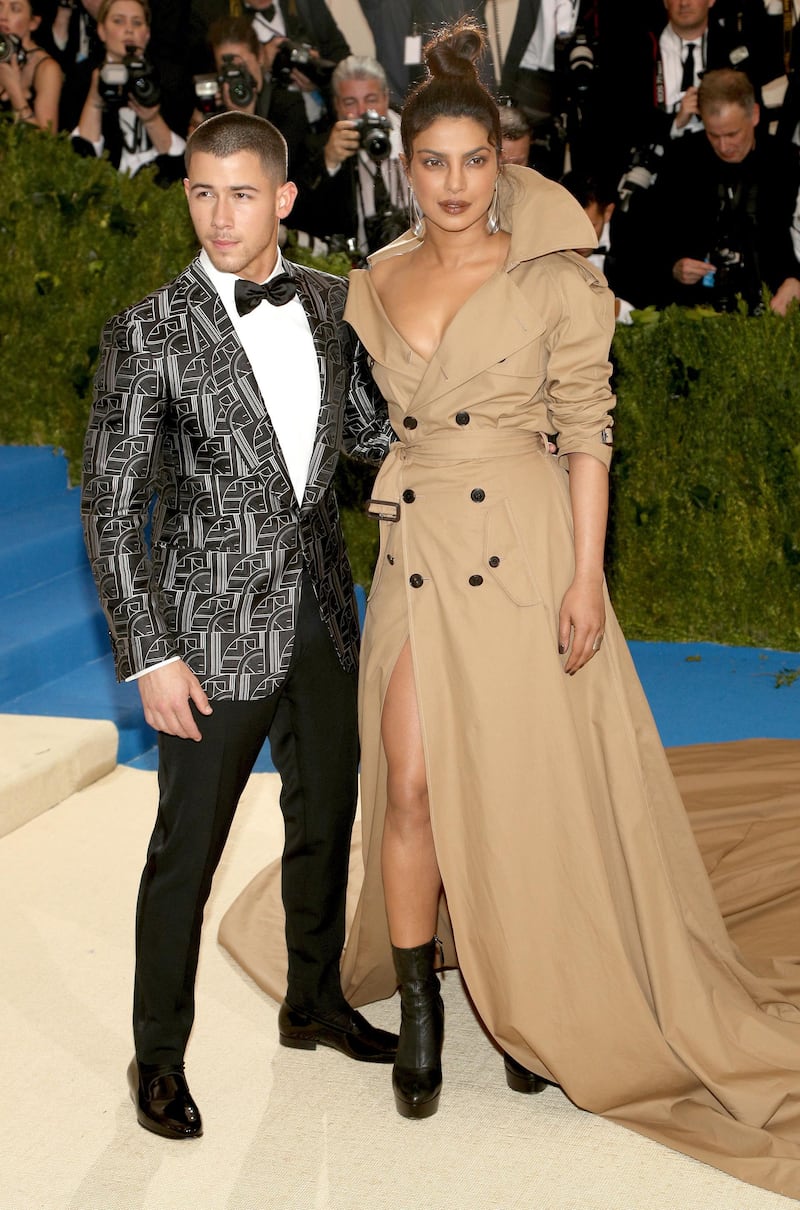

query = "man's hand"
[
  {"left": 770, "top": 276, "right": 800, "bottom": 316},
  {"left": 137, "top": 660, "right": 212, "bottom": 741},
  {"left": 324, "top": 119, "right": 360, "bottom": 172},
  {"left": 672, "top": 257, "right": 715, "bottom": 285},
  {"left": 675, "top": 85, "right": 699, "bottom": 129}
]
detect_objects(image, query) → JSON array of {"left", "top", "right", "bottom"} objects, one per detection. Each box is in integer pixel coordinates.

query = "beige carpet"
[{"left": 1, "top": 766, "right": 797, "bottom": 1210}]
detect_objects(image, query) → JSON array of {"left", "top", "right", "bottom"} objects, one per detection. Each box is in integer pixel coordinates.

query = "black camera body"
[
  {"left": 217, "top": 54, "right": 256, "bottom": 108},
  {"left": 99, "top": 45, "right": 161, "bottom": 110},
  {"left": 555, "top": 27, "right": 596, "bottom": 99},
  {"left": 0, "top": 32, "right": 27, "bottom": 67},
  {"left": 271, "top": 40, "right": 335, "bottom": 90},
  {"left": 353, "top": 109, "right": 392, "bottom": 162}
]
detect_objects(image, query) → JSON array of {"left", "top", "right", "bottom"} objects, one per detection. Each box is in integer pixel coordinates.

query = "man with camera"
[
  {"left": 70, "top": 0, "right": 185, "bottom": 178},
  {"left": 293, "top": 55, "right": 407, "bottom": 257},
  {"left": 651, "top": 68, "right": 800, "bottom": 313}
]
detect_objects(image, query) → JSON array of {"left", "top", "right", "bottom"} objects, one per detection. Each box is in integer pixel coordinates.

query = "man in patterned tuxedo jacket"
[{"left": 81, "top": 111, "right": 395, "bottom": 1141}]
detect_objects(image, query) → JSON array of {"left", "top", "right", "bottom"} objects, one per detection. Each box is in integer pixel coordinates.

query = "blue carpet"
[{"left": 2, "top": 446, "right": 798, "bottom": 774}]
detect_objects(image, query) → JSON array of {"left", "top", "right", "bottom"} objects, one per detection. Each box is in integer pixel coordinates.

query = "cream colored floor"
[{"left": 1, "top": 762, "right": 797, "bottom": 1210}]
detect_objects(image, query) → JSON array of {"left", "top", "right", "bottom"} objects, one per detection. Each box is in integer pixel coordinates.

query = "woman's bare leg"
[{"left": 381, "top": 640, "right": 441, "bottom": 946}]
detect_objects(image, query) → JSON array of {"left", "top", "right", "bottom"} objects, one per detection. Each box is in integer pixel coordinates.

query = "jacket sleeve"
[
  {"left": 341, "top": 331, "right": 394, "bottom": 464},
  {"left": 80, "top": 308, "right": 178, "bottom": 681},
  {"left": 541, "top": 253, "right": 616, "bottom": 470}
]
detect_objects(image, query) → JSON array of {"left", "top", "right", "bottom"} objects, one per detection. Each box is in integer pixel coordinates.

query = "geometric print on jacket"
[{"left": 81, "top": 256, "right": 392, "bottom": 699}]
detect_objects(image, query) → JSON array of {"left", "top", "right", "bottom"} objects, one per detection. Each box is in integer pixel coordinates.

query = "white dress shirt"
[
  {"left": 520, "top": 0, "right": 579, "bottom": 73},
  {"left": 659, "top": 24, "right": 706, "bottom": 138},
  {"left": 128, "top": 249, "right": 322, "bottom": 682},
  {"left": 72, "top": 108, "right": 185, "bottom": 176},
  {"left": 326, "top": 109, "right": 406, "bottom": 251}
]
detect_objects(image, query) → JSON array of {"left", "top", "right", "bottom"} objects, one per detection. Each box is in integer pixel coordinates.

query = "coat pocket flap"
[{"left": 484, "top": 501, "right": 542, "bottom": 607}]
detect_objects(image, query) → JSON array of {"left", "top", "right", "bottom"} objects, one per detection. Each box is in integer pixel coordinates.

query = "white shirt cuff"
[
  {"left": 126, "top": 655, "right": 180, "bottom": 682},
  {"left": 616, "top": 299, "right": 635, "bottom": 325}
]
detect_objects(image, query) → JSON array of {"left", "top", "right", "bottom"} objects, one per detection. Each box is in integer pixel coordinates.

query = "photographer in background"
[
  {"left": 654, "top": 68, "right": 800, "bottom": 313},
  {"left": 71, "top": 0, "right": 184, "bottom": 179},
  {"left": 293, "top": 55, "right": 407, "bottom": 257},
  {"left": 0, "top": 0, "right": 63, "bottom": 129}
]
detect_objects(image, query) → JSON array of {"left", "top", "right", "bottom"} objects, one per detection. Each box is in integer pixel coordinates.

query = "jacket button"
[
  {"left": 409, "top": 573, "right": 424, "bottom": 588},
  {"left": 488, "top": 555, "right": 500, "bottom": 568},
  {"left": 455, "top": 411, "right": 470, "bottom": 425},
  {"left": 469, "top": 574, "right": 484, "bottom": 587},
  {"left": 403, "top": 416, "right": 418, "bottom": 429},
  {"left": 387, "top": 554, "right": 395, "bottom": 565},
  {"left": 470, "top": 488, "right": 485, "bottom": 503},
  {"left": 402, "top": 488, "right": 416, "bottom": 503}
]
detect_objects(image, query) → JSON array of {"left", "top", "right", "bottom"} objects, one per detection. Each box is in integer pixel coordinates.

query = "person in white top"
[{"left": 81, "top": 110, "right": 397, "bottom": 1143}]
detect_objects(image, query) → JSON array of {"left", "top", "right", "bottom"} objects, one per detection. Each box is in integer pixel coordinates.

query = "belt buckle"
[{"left": 366, "top": 498, "right": 401, "bottom": 522}]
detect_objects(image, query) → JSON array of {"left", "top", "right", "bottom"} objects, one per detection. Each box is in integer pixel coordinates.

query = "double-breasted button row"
[
  {"left": 469, "top": 574, "right": 484, "bottom": 587},
  {"left": 470, "top": 488, "right": 485, "bottom": 503},
  {"left": 403, "top": 416, "right": 418, "bottom": 430},
  {"left": 409, "top": 573, "right": 424, "bottom": 588},
  {"left": 488, "top": 555, "right": 501, "bottom": 568},
  {"left": 402, "top": 488, "right": 416, "bottom": 503},
  {"left": 455, "top": 411, "right": 470, "bottom": 426}
]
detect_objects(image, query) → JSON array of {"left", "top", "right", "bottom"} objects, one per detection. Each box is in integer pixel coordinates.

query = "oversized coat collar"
[{"left": 352, "top": 165, "right": 600, "bottom": 410}]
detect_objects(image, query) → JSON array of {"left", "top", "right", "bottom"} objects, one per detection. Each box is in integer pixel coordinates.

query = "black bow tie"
[{"left": 234, "top": 272, "right": 297, "bottom": 316}]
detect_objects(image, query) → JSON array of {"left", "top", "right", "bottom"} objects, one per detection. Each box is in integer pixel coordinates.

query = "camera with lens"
[
  {"left": 617, "top": 142, "right": 664, "bottom": 212},
  {"left": 217, "top": 54, "right": 256, "bottom": 108},
  {"left": 555, "top": 27, "right": 596, "bottom": 98},
  {"left": 0, "top": 31, "right": 27, "bottom": 67},
  {"left": 99, "top": 45, "right": 161, "bottom": 109},
  {"left": 271, "top": 40, "right": 335, "bottom": 90},
  {"left": 352, "top": 109, "right": 392, "bottom": 162}
]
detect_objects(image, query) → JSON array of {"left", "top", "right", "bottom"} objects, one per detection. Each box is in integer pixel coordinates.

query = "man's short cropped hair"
[
  {"left": 698, "top": 69, "right": 756, "bottom": 118},
  {"left": 97, "top": 0, "right": 151, "bottom": 25},
  {"left": 185, "top": 111, "right": 288, "bottom": 181},
  {"left": 332, "top": 54, "right": 388, "bottom": 97}
]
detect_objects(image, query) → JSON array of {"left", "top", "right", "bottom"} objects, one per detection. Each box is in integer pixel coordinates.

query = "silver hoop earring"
[
  {"left": 486, "top": 179, "right": 500, "bottom": 235},
  {"left": 409, "top": 188, "right": 425, "bottom": 238}
]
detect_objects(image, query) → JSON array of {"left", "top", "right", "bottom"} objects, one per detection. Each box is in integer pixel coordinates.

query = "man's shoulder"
[
  {"left": 292, "top": 260, "right": 348, "bottom": 308},
  {"left": 106, "top": 257, "right": 207, "bottom": 331}
]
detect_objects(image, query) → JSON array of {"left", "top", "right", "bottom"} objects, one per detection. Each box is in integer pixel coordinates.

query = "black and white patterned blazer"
[{"left": 81, "top": 256, "right": 391, "bottom": 700}]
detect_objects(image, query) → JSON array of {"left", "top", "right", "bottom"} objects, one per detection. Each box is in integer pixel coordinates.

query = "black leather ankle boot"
[
  {"left": 391, "top": 937, "right": 444, "bottom": 1119},
  {"left": 503, "top": 1051, "right": 548, "bottom": 1094}
]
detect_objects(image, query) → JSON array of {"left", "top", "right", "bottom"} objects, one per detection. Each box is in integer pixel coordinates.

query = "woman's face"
[
  {"left": 0, "top": 0, "right": 38, "bottom": 41},
  {"left": 98, "top": 0, "right": 149, "bottom": 59},
  {"left": 406, "top": 116, "right": 498, "bottom": 236}
]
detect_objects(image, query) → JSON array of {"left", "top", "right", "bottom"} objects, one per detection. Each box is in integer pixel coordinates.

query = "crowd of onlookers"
[{"left": 2, "top": 0, "right": 799, "bottom": 315}]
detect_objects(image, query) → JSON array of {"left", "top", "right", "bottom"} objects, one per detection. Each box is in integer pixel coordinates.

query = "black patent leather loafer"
[
  {"left": 127, "top": 1058, "right": 203, "bottom": 1139},
  {"left": 504, "top": 1052, "right": 548, "bottom": 1094},
  {"left": 278, "top": 1001, "right": 398, "bottom": 1062}
]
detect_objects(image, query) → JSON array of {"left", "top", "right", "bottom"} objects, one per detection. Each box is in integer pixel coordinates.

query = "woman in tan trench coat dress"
[{"left": 219, "top": 21, "right": 800, "bottom": 1199}]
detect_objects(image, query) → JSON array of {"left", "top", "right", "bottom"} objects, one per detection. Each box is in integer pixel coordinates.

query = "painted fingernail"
[{"left": 558, "top": 642, "right": 566, "bottom": 654}]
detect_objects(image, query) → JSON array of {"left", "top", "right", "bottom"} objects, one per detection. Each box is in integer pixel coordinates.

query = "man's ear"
[
  {"left": 276, "top": 180, "right": 299, "bottom": 219},
  {"left": 752, "top": 102, "right": 760, "bottom": 129},
  {"left": 603, "top": 201, "right": 616, "bottom": 222},
  {"left": 183, "top": 177, "right": 191, "bottom": 202}
]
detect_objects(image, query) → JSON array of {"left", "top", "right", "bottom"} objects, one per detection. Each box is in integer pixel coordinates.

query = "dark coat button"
[
  {"left": 387, "top": 554, "right": 395, "bottom": 565},
  {"left": 403, "top": 416, "right": 418, "bottom": 429},
  {"left": 488, "top": 555, "right": 500, "bottom": 568},
  {"left": 455, "top": 411, "right": 470, "bottom": 425},
  {"left": 470, "top": 488, "right": 485, "bottom": 503},
  {"left": 409, "top": 573, "right": 424, "bottom": 588},
  {"left": 402, "top": 489, "right": 416, "bottom": 503},
  {"left": 469, "top": 574, "right": 484, "bottom": 586}
]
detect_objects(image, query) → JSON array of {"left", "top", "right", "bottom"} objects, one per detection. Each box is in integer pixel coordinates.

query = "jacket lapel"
[
  {"left": 291, "top": 266, "right": 343, "bottom": 512},
  {"left": 184, "top": 259, "right": 294, "bottom": 493}
]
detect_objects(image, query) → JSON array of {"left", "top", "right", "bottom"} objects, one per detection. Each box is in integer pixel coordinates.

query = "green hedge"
[{"left": 1, "top": 120, "right": 798, "bottom": 648}]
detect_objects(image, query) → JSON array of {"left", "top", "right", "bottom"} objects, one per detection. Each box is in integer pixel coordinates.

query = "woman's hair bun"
[{"left": 423, "top": 17, "right": 486, "bottom": 83}]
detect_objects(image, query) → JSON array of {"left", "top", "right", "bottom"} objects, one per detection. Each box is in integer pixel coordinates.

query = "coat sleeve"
[
  {"left": 80, "top": 308, "right": 178, "bottom": 682},
  {"left": 341, "top": 332, "right": 394, "bottom": 463},
  {"left": 540, "top": 253, "right": 616, "bottom": 470}
]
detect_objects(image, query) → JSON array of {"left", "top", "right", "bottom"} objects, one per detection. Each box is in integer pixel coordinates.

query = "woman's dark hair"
[{"left": 400, "top": 18, "right": 501, "bottom": 161}]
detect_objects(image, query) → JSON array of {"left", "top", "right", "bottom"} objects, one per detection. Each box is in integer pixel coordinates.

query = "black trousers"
[{"left": 132, "top": 575, "right": 359, "bottom": 1066}]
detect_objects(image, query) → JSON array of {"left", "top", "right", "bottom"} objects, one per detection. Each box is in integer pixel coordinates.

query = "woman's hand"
[
  {"left": 558, "top": 575, "right": 605, "bottom": 674},
  {"left": 0, "top": 55, "right": 28, "bottom": 112}
]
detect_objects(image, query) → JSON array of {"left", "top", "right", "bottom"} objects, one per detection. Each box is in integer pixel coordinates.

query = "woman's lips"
[{"left": 439, "top": 201, "right": 469, "bottom": 214}]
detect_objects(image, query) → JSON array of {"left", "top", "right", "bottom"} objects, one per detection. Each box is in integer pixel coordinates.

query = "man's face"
[
  {"left": 664, "top": 0, "right": 714, "bottom": 36},
  {"left": 499, "top": 130, "right": 531, "bottom": 167},
  {"left": 703, "top": 102, "right": 758, "bottom": 163},
  {"left": 184, "top": 149, "right": 297, "bottom": 281},
  {"left": 334, "top": 75, "right": 389, "bottom": 120}
]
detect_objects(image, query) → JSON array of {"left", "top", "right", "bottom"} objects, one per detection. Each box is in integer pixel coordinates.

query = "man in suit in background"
[{"left": 81, "top": 110, "right": 395, "bottom": 1142}]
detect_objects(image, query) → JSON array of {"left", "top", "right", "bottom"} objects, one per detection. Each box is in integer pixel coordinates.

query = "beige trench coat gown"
[{"left": 220, "top": 166, "right": 800, "bottom": 1198}]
